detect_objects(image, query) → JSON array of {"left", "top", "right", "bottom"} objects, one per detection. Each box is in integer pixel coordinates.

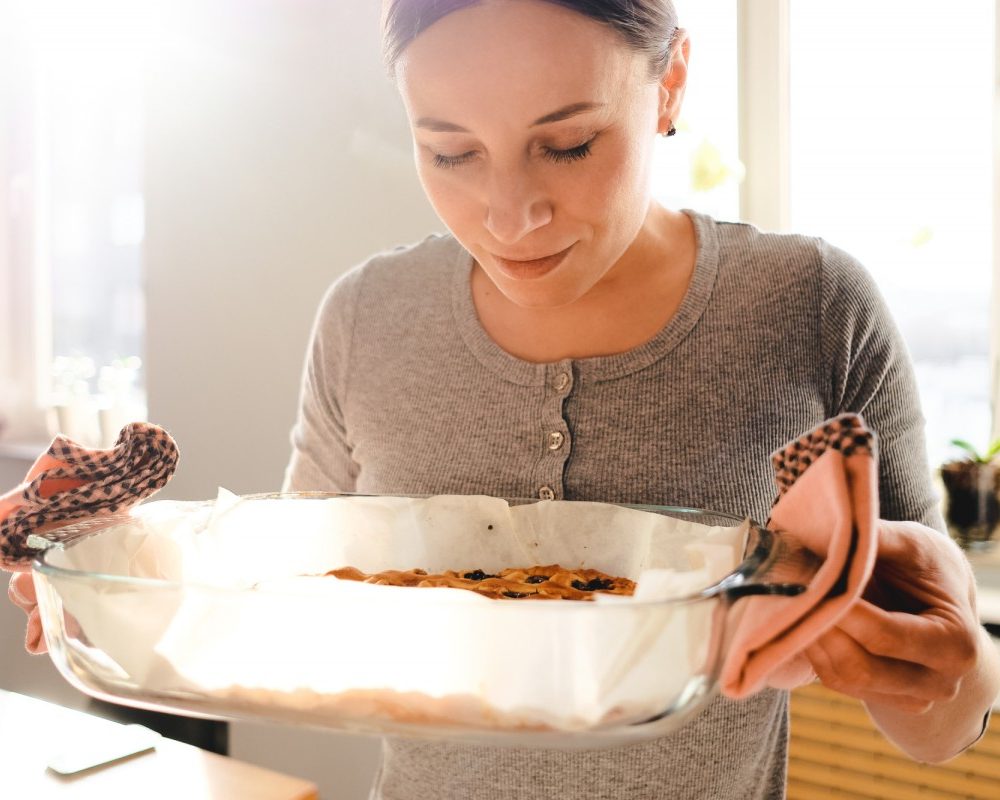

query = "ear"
[{"left": 657, "top": 29, "right": 690, "bottom": 135}]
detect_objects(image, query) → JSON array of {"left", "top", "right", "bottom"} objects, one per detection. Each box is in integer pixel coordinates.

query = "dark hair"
[{"left": 381, "top": 0, "right": 680, "bottom": 79}]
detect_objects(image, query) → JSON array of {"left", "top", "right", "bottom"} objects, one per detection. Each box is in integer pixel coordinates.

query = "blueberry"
[{"left": 572, "top": 578, "right": 613, "bottom": 592}]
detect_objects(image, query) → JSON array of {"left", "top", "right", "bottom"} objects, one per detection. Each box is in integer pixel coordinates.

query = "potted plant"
[{"left": 940, "top": 438, "right": 1000, "bottom": 551}]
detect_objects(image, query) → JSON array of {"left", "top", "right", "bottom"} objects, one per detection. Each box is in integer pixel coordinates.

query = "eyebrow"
[{"left": 415, "top": 101, "right": 604, "bottom": 133}]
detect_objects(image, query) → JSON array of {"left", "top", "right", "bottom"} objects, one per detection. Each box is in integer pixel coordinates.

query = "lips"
[{"left": 490, "top": 244, "right": 574, "bottom": 280}]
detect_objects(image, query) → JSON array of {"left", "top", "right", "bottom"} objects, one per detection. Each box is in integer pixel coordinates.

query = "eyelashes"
[
  {"left": 431, "top": 139, "right": 595, "bottom": 169},
  {"left": 432, "top": 151, "right": 476, "bottom": 169},
  {"left": 546, "top": 141, "right": 592, "bottom": 164}
]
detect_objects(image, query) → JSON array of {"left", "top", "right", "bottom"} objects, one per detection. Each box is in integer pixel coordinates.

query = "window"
[
  {"left": 653, "top": 0, "right": 741, "bottom": 220},
  {"left": 787, "top": 1, "right": 995, "bottom": 467},
  {"left": 1, "top": 1, "right": 996, "bottom": 470},
  {"left": 667, "top": 0, "right": 997, "bottom": 470},
  {"left": 0, "top": 0, "right": 147, "bottom": 449}
]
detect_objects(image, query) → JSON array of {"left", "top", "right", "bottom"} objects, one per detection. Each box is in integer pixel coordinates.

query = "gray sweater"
[{"left": 284, "top": 210, "right": 941, "bottom": 800}]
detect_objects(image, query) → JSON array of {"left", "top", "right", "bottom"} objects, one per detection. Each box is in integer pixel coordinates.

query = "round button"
[
  {"left": 538, "top": 486, "right": 556, "bottom": 501},
  {"left": 553, "top": 372, "right": 570, "bottom": 392},
  {"left": 547, "top": 431, "right": 565, "bottom": 450}
]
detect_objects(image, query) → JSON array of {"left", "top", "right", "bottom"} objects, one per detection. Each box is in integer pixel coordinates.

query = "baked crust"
[{"left": 325, "top": 564, "right": 635, "bottom": 600}]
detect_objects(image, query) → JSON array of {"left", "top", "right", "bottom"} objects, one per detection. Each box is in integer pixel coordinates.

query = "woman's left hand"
[
  {"left": 806, "top": 519, "right": 980, "bottom": 714},
  {"left": 803, "top": 519, "right": 1000, "bottom": 762}
]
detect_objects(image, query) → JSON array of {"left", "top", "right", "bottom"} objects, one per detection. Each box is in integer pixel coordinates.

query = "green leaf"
[
  {"left": 985, "top": 440, "right": 1000, "bottom": 461},
  {"left": 950, "top": 438, "right": 984, "bottom": 462}
]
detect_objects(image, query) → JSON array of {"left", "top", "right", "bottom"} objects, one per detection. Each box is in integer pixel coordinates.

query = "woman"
[
  {"left": 282, "top": 1, "right": 999, "bottom": 797},
  {"left": 9, "top": 1, "right": 997, "bottom": 797}
]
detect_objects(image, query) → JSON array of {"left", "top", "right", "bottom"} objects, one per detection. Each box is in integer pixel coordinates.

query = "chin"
[{"left": 497, "top": 281, "right": 588, "bottom": 310}]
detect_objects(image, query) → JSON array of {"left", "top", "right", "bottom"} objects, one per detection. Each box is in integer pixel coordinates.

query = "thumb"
[{"left": 766, "top": 655, "right": 817, "bottom": 690}]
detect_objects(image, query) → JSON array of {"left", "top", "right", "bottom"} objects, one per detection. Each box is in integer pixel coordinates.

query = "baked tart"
[{"left": 325, "top": 564, "right": 635, "bottom": 600}]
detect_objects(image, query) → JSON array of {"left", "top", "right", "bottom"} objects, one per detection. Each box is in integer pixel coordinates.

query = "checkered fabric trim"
[
  {"left": 0, "top": 422, "right": 178, "bottom": 568},
  {"left": 772, "top": 414, "right": 874, "bottom": 498}
]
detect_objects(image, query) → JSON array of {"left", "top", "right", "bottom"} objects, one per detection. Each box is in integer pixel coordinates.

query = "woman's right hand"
[{"left": 7, "top": 572, "right": 46, "bottom": 654}]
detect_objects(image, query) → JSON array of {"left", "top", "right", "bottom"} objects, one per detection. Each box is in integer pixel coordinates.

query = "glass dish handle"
[
  {"left": 27, "top": 514, "right": 136, "bottom": 552},
  {"left": 721, "top": 582, "right": 806, "bottom": 602}
]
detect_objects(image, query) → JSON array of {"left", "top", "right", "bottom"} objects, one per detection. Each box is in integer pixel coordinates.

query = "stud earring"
[{"left": 660, "top": 123, "right": 677, "bottom": 138}]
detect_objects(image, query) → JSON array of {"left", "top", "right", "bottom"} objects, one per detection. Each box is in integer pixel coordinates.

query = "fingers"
[
  {"left": 866, "top": 521, "right": 979, "bottom": 623},
  {"left": 806, "top": 627, "right": 961, "bottom": 708},
  {"left": 874, "top": 521, "right": 970, "bottom": 584},
  {"left": 25, "top": 609, "right": 47, "bottom": 655},
  {"left": 7, "top": 573, "right": 47, "bottom": 654},
  {"left": 874, "top": 520, "right": 944, "bottom": 561},
  {"left": 835, "top": 600, "right": 977, "bottom": 674},
  {"left": 853, "top": 689, "right": 934, "bottom": 716},
  {"left": 8, "top": 572, "right": 37, "bottom": 610}
]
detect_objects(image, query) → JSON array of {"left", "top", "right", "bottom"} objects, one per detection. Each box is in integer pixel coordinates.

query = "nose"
[{"left": 483, "top": 168, "right": 553, "bottom": 245}]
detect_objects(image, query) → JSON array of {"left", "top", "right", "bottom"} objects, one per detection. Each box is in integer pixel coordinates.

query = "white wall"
[
  {"left": 1, "top": 2, "right": 442, "bottom": 797},
  {"left": 144, "top": 0, "right": 441, "bottom": 500}
]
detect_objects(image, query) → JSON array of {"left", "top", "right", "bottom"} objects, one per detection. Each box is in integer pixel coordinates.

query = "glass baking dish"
[{"left": 29, "top": 492, "right": 799, "bottom": 749}]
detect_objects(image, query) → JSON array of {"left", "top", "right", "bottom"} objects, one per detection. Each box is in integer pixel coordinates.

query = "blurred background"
[{"left": 0, "top": 1, "right": 996, "bottom": 797}]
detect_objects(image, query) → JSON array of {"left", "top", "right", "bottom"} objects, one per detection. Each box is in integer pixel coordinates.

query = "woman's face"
[{"left": 395, "top": 0, "right": 685, "bottom": 309}]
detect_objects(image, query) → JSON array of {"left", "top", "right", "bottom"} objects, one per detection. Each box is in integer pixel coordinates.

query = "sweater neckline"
[{"left": 450, "top": 209, "right": 720, "bottom": 385}]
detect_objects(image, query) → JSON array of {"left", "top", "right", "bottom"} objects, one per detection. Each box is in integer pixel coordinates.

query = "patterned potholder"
[
  {"left": 719, "top": 414, "right": 879, "bottom": 697},
  {"left": 0, "top": 422, "right": 179, "bottom": 571}
]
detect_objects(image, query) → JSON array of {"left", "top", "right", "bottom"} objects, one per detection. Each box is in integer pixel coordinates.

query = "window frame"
[
  {"left": 737, "top": 0, "right": 790, "bottom": 232},
  {"left": 993, "top": 2, "right": 1000, "bottom": 439}
]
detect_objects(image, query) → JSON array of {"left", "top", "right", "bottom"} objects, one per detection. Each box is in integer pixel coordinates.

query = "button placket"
[{"left": 537, "top": 362, "right": 573, "bottom": 503}]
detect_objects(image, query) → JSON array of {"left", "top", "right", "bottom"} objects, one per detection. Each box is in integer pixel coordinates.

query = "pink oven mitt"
[
  {"left": 0, "top": 421, "right": 179, "bottom": 572},
  {"left": 3, "top": 422, "right": 178, "bottom": 653},
  {"left": 719, "top": 413, "right": 879, "bottom": 698}
]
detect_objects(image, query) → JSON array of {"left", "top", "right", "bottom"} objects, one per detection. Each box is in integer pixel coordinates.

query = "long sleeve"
[
  {"left": 282, "top": 267, "right": 365, "bottom": 493},
  {"left": 818, "top": 240, "right": 943, "bottom": 531}
]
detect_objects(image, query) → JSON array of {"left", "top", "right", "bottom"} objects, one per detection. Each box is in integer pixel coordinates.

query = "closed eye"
[
  {"left": 542, "top": 140, "right": 593, "bottom": 163},
  {"left": 432, "top": 151, "right": 476, "bottom": 169},
  {"left": 430, "top": 137, "right": 595, "bottom": 169}
]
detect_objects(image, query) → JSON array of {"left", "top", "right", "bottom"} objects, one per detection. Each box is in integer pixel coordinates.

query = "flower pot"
[{"left": 940, "top": 460, "right": 1000, "bottom": 551}]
